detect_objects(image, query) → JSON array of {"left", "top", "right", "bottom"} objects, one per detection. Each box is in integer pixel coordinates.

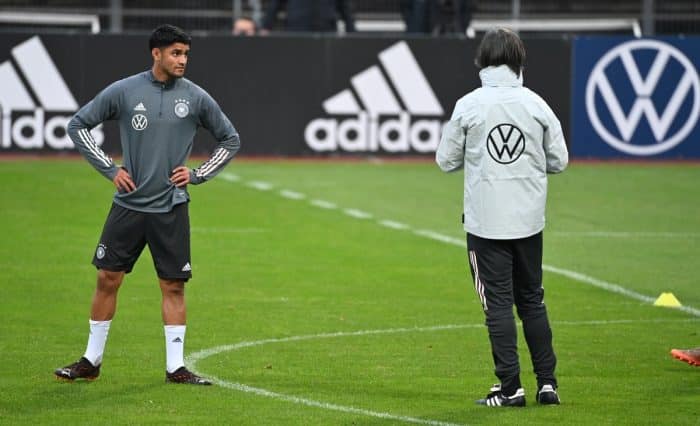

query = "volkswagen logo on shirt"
[
  {"left": 585, "top": 39, "right": 700, "bottom": 156},
  {"left": 131, "top": 114, "right": 148, "bottom": 131},
  {"left": 487, "top": 123, "right": 525, "bottom": 164}
]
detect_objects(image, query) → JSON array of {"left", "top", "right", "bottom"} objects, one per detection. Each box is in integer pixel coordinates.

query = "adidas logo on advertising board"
[
  {"left": 0, "top": 36, "right": 103, "bottom": 150},
  {"left": 305, "top": 41, "right": 445, "bottom": 153}
]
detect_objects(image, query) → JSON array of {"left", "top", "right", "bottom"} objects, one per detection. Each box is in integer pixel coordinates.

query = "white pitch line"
[
  {"left": 543, "top": 265, "right": 700, "bottom": 317},
  {"left": 542, "top": 264, "right": 656, "bottom": 304},
  {"left": 188, "top": 325, "right": 476, "bottom": 426},
  {"left": 209, "top": 381, "right": 461, "bottom": 426},
  {"left": 409, "top": 229, "right": 700, "bottom": 318},
  {"left": 279, "top": 189, "right": 306, "bottom": 200},
  {"left": 191, "top": 227, "right": 268, "bottom": 233},
  {"left": 554, "top": 318, "right": 699, "bottom": 326},
  {"left": 219, "top": 173, "right": 240, "bottom": 182},
  {"left": 550, "top": 231, "right": 700, "bottom": 238},
  {"left": 378, "top": 220, "right": 410, "bottom": 230},
  {"left": 246, "top": 181, "right": 274, "bottom": 191},
  {"left": 310, "top": 199, "right": 337, "bottom": 210},
  {"left": 217, "top": 176, "right": 700, "bottom": 318},
  {"left": 677, "top": 305, "right": 700, "bottom": 317},
  {"left": 187, "top": 318, "right": 697, "bottom": 425},
  {"left": 189, "top": 319, "right": 699, "bottom": 361},
  {"left": 413, "top": 230, "right": 466, "bottom": 247},
  {"left": 344, "top": 208, "right": 373, "bottom": 219}
]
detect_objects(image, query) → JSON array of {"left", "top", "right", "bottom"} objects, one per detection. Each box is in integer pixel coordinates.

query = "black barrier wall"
[{"left": 0, "top": 33, "right": 571, "bottom": 156}]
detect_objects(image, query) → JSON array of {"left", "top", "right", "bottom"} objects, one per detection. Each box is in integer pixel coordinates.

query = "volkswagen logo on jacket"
[{"left": 487, "top": 123, "right": 525, "bottom": 164}]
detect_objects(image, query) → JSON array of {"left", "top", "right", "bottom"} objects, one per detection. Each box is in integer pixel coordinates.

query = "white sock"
[
  {"left": 83, "top": 319, "right": 111, "bottom": 366},
  {"left": 164, "top": 325, "right": 186, "bottom": 373}
]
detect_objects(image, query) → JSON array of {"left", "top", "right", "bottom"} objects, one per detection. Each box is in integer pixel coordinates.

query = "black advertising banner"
[
  {"left": 0, "top": 33, "right": 570, "bottom": 156},
  {"left": 0, "top": 34, "right": 145, "bottom": 154}
]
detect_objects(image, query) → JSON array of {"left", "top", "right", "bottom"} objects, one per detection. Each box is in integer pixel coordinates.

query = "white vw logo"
[
  {"left": 586, "top": 39, "right": 700, "bottom": 156},
  {"left": 131, "top": 114, "right": 148, "bottom": 131}
]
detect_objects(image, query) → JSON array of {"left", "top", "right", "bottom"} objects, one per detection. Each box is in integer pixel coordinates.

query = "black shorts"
[{"left": 92, "top": 202, "right": 192, "bottom": 281}]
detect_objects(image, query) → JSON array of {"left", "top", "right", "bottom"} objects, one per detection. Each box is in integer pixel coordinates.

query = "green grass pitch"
[{"left": 0, "top": 159, "right": 698, "bottom": 424}]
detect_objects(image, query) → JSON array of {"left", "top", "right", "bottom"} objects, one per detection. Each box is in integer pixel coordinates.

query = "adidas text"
[
  {"left": 304, "top": 41, "right": 445, "bottom": 154},
  {"left": 0, "top": 36, "right": 102, "bottom": 150},
  {"left": 305, "top": 112, "right": 443, "bottom": 153},
  {"left": 1, "top": 109, "right": 104, "bottom": 149}
]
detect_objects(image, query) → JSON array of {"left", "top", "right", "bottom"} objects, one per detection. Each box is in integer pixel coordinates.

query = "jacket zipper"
[{"left": 159, "top": 84, "right": 165, "bottom": 118}]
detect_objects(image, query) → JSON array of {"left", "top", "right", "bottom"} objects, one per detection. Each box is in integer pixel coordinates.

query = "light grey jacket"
[{"left": 436, "top": 65, "right": 568, "bottom": 239}]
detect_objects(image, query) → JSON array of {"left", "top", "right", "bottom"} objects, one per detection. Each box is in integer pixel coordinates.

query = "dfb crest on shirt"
[
  {"left": 95, "top": 243, "right": 107, "bottom": 259},
  {"left": 487, "top": 123, "right": 525, "bottom": 164},
  {"left": 174, "top": 99, "right": 190, "bottom": 118}
]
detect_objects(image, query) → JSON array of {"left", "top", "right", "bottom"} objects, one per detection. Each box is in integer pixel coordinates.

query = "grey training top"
[{"left": 67, "top": 70, "right": 241, "bottom": 213}]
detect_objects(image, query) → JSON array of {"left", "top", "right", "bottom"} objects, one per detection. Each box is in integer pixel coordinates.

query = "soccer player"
[
  {"left": 436, "top": 28, "right": 568, "bottom": 407},
  {"left": 671, "top": 347, "right": 700, "bottom": 366},
  {"left": 54, "top": 24, "right": 240, "bottom": 385}
]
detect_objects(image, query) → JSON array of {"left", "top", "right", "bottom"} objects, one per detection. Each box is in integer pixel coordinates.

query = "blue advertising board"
[{"left": 572, "top": 37, "right": 700, "bottom": 159}]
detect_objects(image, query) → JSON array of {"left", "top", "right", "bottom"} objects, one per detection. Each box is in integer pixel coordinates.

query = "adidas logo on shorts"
[{"left": 181, "top": 262, "right": 191, "bottom": 272}]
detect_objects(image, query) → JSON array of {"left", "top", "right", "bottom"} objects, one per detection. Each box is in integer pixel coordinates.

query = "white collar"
[{"left": 479, "top": 65, "right": 523, "bottom": 87}]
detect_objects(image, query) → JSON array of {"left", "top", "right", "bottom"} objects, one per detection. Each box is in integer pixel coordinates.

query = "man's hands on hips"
[
  {"left": 170, "top": 166, "right": 191, "bottom": 188},
  {"left": 113, "top": 167, "right": 136, "bottom": 192}
]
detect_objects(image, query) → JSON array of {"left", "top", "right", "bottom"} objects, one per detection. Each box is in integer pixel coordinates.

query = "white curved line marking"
[{"left": 187, "top": 319, "right": 697, "bottom": 424}]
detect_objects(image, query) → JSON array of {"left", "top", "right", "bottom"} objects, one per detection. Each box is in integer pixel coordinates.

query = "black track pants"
[{"left": 467, "top": 231, "right": 557, "bottom": 395}]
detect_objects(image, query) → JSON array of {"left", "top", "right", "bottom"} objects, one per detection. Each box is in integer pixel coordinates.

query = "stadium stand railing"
[
  {"left": 0, "top": 0, "right": 697, "bottom": 35},
  {"left": 0, "top": 10, "right": 100, "bottom": 33}
]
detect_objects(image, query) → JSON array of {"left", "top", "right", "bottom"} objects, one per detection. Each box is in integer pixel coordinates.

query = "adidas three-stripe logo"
[
  {"left": 305, "top": 41, "right": 445, "bottom": 153},
  {"left": 0, "top": 36, "right": 104, "bottom": 150},
  {"left": 194, "top": 148, "right": 230, "bottom": 179}
]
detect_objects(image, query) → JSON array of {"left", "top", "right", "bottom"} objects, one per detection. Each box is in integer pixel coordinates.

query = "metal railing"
[
  {"left": 0, "top": 0, "right": 697, "bottom": 36},
  {"left": 0, "top": 10, "right": 100, "bottom": 33}
]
